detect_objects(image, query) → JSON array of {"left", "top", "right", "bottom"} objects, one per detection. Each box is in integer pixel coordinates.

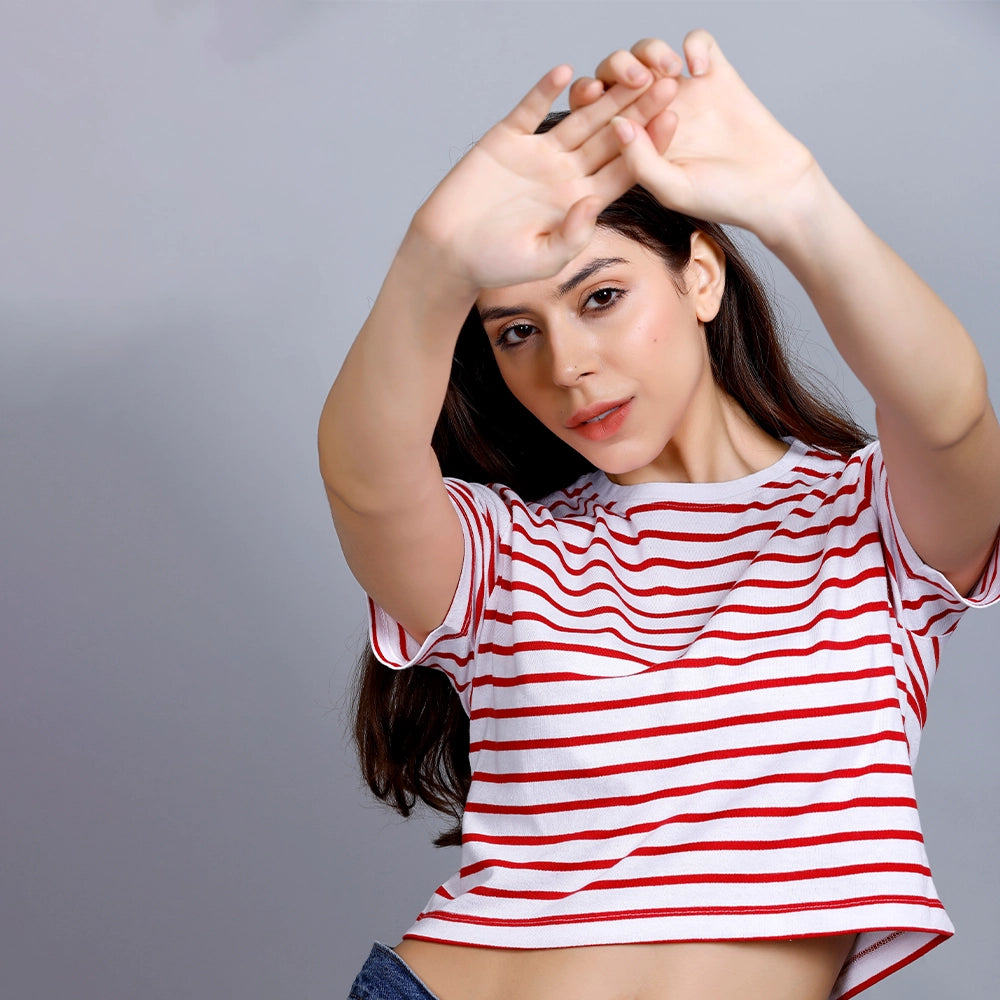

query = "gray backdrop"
[{"left": 2, "top": 1, "right": 998, "bottom": 997}]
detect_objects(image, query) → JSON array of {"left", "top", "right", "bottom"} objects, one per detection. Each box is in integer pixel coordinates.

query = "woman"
[{"left": 321, "top": 31, "right": 1000, "bottom": 1000}]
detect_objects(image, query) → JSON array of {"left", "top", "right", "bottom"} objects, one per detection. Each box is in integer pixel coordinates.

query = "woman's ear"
[{"left": 688, "top": 231, "right": 726, "bottom": 323}]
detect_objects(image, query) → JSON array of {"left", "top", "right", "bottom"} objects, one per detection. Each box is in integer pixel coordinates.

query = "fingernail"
[
  {"left": 611, "top": 116, "right": 635, "bottom": 143},
  {"left": 660, "top": 57, "right": 679, "bottom": 74},
  {"left": 690, "top": 56, "right": 707, "bottom": 76},
  {"left": 627, "top": 66, "right": 650, "bottom": 85}
]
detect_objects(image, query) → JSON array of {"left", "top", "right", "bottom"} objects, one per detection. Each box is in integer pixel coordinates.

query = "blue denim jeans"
[{"left": 348, "top": 943, "right": 441, "bottom": 1000}]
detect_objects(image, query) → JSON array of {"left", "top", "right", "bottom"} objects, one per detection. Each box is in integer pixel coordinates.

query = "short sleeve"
[
  {"left": 366, "top": 478, "right": 512, "bottom": 710},
  {"left": 867, "top": 441, "right": 1000, "bottom": 637}
]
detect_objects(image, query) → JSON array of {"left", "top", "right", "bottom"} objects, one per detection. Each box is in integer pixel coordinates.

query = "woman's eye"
[
  {"left": 585, "top": 287, "right": 623, "bottom": 310},
  {"left": 497, "top": 323, "right": 536, "bottom": 348}
]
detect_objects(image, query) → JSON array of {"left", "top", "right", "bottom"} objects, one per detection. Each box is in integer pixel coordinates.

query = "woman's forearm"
[
  {"left": 762, "top": 165, "right": 990, "bottom": 448},
  {"left": 318, "top": 225, "right": 479, "bottom": 515}
]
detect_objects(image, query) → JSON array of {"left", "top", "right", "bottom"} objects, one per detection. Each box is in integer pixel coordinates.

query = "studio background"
[{"left": 2, "top": 2, "right": 997, "bottom": 997}]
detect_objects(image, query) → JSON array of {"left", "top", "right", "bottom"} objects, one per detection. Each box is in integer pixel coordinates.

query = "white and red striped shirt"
[{"left": 368, "top": 439, "right": 1000, "bottom": 999}]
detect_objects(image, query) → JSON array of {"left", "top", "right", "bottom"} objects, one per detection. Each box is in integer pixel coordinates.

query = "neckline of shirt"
[{"left": 586, "top": 437, "right": 810, "bottom": 503}]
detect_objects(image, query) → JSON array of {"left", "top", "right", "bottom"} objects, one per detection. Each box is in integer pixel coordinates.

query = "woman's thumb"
[
  {"left": 612, "top": 116, "right": 660, "bottom": 167},
  {"left": 552, "top": 194, "right": 603, "bottom": 261},
  {"left": 611, "top": 116, "right": 677, "bottom": 203}
]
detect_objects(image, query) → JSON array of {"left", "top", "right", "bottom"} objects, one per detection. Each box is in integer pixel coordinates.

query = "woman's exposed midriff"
[{"left": 393, "top": 935, "right": 858, "bottom": 1000}]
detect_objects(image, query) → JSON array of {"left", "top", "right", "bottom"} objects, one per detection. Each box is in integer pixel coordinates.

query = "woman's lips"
[{"left": 567, "top": 398, "right": 633, "bottom": 441}]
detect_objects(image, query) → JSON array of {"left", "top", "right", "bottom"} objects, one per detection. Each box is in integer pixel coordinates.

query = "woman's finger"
[
  {"left": 683, "top": 28, "right": 728, "bottom": 77},
  {"left": 590, "top": 48, "right": 654, "bottom": 90},
  {"left": 547, "top": 194, "right": 605, "bottom": 265},
  {"left": 571, "top": 76, "right": 677, "bottom": 174},
  {"left": 502, "top": 64, "right": 574, "bottom": 134},
  {"left": 609, "top": 115, "right": 684, "bottom": 207},
  {"left": 548, "top": 77, "right": 656, "bottom": 150},
  {"left": 591, "top": 38, "right": 682, "bottom": 86},
  {"left": 645, "top": 106, "right": 680, "bottom": 156},
  {"left": 630, "top": 37, "right": 684, "bottom": 77},
  {"left": 567, "top": 76, "right": 606, "bottom": 113}
]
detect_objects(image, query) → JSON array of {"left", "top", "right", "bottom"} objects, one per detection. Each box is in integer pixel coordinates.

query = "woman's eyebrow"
[
  {"left": 557, "top": 257, "right": 628, "bottom": 296},
  {"left": 478, "top": 257, "right": 629, "bottom": 325}
]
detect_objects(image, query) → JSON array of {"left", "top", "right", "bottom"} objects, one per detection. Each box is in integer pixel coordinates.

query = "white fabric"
[{"left": 367, "top": 439, "right": 1000, "bottom": 999}]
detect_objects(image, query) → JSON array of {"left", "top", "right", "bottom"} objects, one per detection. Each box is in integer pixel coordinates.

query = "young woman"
[{"left": 320, "top": 31, "right": 1000, "bottom": 1000}]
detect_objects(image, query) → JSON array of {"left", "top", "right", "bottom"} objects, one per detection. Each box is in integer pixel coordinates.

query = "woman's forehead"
[{"left": 476, "top": 229, "right": 651, "bottom": 312}]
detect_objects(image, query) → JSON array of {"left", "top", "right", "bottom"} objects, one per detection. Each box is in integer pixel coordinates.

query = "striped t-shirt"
[{"left": 368, "top": 438, "right": 1000, "bottom": 999}]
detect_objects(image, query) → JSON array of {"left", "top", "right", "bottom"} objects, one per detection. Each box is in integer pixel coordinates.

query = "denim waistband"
[{"left": 348, "top": 942, "right": 440, "bottom": 1000}]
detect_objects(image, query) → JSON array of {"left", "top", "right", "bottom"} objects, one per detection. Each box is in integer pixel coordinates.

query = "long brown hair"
[{"left": 351, "top": 125, "right": 871, "bottom": 848}]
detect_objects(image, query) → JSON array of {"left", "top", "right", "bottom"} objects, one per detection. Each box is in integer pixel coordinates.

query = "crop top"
[{"left": 367, "top": 439, "right": 1000, "bottom": 999}]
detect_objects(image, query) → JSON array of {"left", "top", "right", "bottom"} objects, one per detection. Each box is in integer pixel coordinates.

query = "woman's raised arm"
[
  {"left": 319, "top": 67, "right": 677, "bottom": 642},
  {"left": 574, "top": 31, "right": 1000, "bottom": 596}
]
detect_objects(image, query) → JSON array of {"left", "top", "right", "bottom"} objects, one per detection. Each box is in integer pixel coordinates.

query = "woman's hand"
[
  {"left": 573, "top": 31, "right": 1000, "bottom": 599},
  {"left": 410, "top": 65, "right": 677, "bottom": 292},
  {"left": 569, "top": 31, "right": 820, "bottom": 248}
]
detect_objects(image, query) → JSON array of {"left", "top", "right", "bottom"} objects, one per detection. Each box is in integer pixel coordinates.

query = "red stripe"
[
  {"left": 910, "top": 603, "right": 965, "bottom": 636},
  {"left": 898, "top": 590, "right": 954, "bottom": 613},
  {"left": 511, "top": 520, "right": 773, "bottom": 569},
  {"left": 451, "top": 486, "right": 486, "bottom": 634},
  {"left": 464, "top": 763, "right": 911, "bottom": 816},
  {"left": 414, "top": 893, "right": 945, "bottom": 929},
  {"left": 484, "top": 505, "right": 497, "bottom": 593},
  {"left": 614, "top": 473, "right": 861, "bottom": 520},
  {"left": 366, "top": 600, "right": 389, "bottom": 664},
  {"left": 508, "top": 508, "right": 876, "bottom": 571},
  {"left": 907, "top": 631, "right": 930, "bottom": 701},
  {"left": 471, "top": 636, "right": 891, "bottom": 689},
  {"left": 461, "top": 796, "right": 918, "bottom": 847},
  {"left": 472, "top": 730, "right": 907, "bottom": 784},
  {"left": 473, "top": 594, "right": 896, "bottom": 690},
  {"left": 705, "top": 568, "right": 889, "bottom": 615},
  {"left": 898, "top": 677, "right": 922, "bottom": 727},
  {"left": 837, "top": 934, "right": 948, "bottom": 1000},
  {"left": 470, "top": 664, "right": 895, "bottom": 722},
  {"left": 482, "top": 597, "right": 887, "bottom": 650},
  {"left": 500, "top": 518, "right": 878, "bottom": 603},
  {"left": 546, "top": 474, "right": 829, "bottom": 520},
  {"left": 494, "top": 565, "right": 889, "bottom": 631},
  {"left": 768, "top": 507, "right": 870, "bottom": 545},
  {"left": 467, "top": 862, "right": 933, "bottom": 901},
  {"left": 470, "top": 698, "right": 901, "bottom": 754},
  {"left": 904, "top": 644, "right": 928, "bottom": 727},
  {"left": 459, "top": 828, "right": 925, "bottom": 878},
  {"left": 978, "top": 541, "right": 1000, "bottom": 597}
]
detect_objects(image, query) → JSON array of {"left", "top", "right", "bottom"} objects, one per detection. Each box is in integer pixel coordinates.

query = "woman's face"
[{"left": 476, "top": 228, "right": 728, "bottom": 485}]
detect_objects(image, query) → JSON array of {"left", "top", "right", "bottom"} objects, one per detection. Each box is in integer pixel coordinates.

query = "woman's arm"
[
  {"left": 319, "top": 232, "right": 474, "bottom": 643},
  {"left": 320, "top": 67, "right": 677, "bottom": 641},
  {"left": 575, "top": 31, "right": 1000, "bottom": 596},
  {"left": 764, "top": 170, "right": 998, "bottom": 597}
]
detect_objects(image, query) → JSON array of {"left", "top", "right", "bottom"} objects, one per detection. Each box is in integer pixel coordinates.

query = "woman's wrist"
[
  {"left": 755, "top": 159, "right": 848, "bottom": 265},
  {"left": 402, "top": 209, "right": 485, "bottom": 304},
  {"left": 390, "top": 218, "right": 482, "bottom": 319}
]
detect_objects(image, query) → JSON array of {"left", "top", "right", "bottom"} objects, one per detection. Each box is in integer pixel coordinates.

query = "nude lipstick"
[{"left": 567, "top": 398, "right": 633, "bottom": 442}]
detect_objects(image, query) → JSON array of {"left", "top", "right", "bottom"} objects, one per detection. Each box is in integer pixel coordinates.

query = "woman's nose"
[{"left": 547, "top": 328, "right": 598, "bottom": 386}]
